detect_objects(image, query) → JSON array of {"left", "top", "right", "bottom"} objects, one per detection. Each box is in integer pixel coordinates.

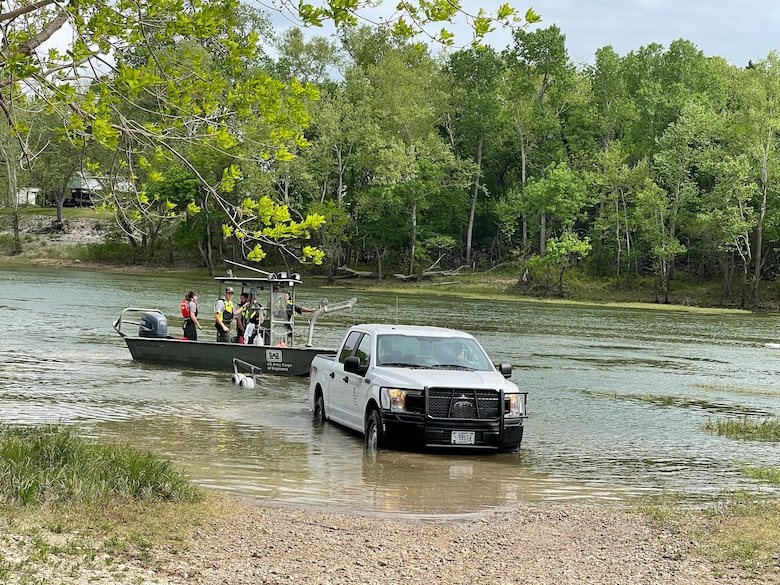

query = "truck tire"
[
  {"left": 313, "top": 392, "right": 326, "bottom": 423},
  {"left": 365, "top": 409, "right": 384, "bottom": 452}
]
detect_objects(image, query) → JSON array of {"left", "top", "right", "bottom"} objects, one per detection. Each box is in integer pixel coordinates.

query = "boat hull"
[{"left": 122, "top": 336, "right": 327, "bottom": 376}]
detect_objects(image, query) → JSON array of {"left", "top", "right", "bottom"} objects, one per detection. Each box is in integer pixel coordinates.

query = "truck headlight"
[
  {"left": 506, "top": 393, "right": 524, "bottom": 417},
  {"left": 382, "top": 388, "right": 423, "bottom": 413},
  {"left": 386, "top": 388, "right": 408, "bottom": 412}
]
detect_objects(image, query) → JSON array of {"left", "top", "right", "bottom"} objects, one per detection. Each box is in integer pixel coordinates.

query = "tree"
[
  {"left": 735, "top": 53, "right": 780, "bottom": 307},
  {"left": 0, "top": 112, "right": 22, "bottom": 253},
  {"left": 634, "top": 178, "right": 686, "bottom": 304},
  {"left": 24, "top": 104, "right": 92, "bottom": 224},
  {"left": 523, "top": 162, "right": 587, "bottom": 240},
  {"left": 446, "top": 46, "right": 505, "bottom": 267},
  {"left": 503, "top": 25, "right": 577, "bottom": 256},
  {"left": 696, "top": 151, "right": 758, "bottom": 306},
  {"left": 342, "top": 38, "right": 473, "bottom": 275},
  {"left": 587, "top": 46, "right": 636, "bottom": 151},
  {"left": 535, "top": 230, "right": 592, "bottom": 296},
  {"left": 586, "top": 144, "right": 646, "bottom": 284},
  {"left": 650, "top": 101, "right": 712, "bottom": 302}
]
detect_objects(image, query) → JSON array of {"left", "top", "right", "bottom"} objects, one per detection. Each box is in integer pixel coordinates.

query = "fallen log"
[{"left": 337, "top": 266, "right": 382, "bottom": 279}]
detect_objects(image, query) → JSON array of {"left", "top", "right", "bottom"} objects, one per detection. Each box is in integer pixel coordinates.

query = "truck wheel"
[
  {"left": 365, "top": 410, "right": 384, "bottom": 452},
  {"left": 313, "top": 393, "right": 326, "bottom": 423}
]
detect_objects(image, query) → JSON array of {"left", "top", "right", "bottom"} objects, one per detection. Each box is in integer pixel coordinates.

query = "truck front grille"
[{"left": 427, "top": 388, "right": 501, "bottom": 420}]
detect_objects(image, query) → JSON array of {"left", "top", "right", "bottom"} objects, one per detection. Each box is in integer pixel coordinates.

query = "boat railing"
[
  {"left": 305, "top": 297, "right": 357, "bottom": 347},
  {"left": 113, "top": 307, "right": 165, "bottom": 337}
]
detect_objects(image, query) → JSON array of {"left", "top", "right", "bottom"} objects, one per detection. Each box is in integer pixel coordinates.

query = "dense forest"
[{"left": 4, "top": 2, "right": 780, "bottom": 307}]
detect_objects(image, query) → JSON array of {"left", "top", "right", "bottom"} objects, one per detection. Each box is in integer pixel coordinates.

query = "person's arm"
[
  {"left": 190, "top": 303, "right": 202, "bottom": 330},
  {"left": 215, "top": 303, "right": 228, "bottom": 332}
]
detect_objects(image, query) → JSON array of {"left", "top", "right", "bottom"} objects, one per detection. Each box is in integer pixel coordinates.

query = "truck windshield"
[{"left": 377, "top": 334, "right": 493, "bottom": 370}]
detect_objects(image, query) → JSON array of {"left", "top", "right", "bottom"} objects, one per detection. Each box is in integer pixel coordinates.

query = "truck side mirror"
[
  {"left": 344, "top": 355, "right": 364, "bottom": 375},
  {"left": 497, "top": 363, "right": 512, "bottom": 379}
]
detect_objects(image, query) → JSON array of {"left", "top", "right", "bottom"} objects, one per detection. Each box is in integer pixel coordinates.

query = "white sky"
[
  {"left": 473, "top": 0, "right": 780, "bottom": 66},
  {"left": 265, "top": 0, "right": 780, "bottom": 67}
]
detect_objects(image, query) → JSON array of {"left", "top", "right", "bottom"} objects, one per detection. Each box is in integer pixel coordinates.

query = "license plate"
[{"left": 451, "top": 431, "right": 475, "bottom": 445}]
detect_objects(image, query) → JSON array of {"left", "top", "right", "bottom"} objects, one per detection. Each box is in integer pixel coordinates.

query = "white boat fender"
[
  {"left": 231, "top": 373, "right": 246, "bottom": 385},
  {"left": 764, "top": 343, "right": 780, "bottom": 349},
  {"left": 239, "top": 376, "right": 255, "bottom": 389}
]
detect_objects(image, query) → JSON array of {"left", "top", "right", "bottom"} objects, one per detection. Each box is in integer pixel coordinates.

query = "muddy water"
[{"left": 1, "top": 267, "right": 779, "bottom": 518}]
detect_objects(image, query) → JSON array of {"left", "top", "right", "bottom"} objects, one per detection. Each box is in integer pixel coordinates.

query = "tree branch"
[
  {"left": 0, "top": 0, "right": 57, "bottom": 23},
  {"left": 19, "top": 9, "right": 71, "bottom": 56}
]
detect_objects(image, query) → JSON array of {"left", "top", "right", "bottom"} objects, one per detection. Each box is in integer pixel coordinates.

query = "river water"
[{"left": 1, "top": 267, "right": 779, "bottom": 518}]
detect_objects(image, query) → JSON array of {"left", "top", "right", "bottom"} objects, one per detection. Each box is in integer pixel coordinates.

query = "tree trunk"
[
  {"left": 12, "top": 208, "right": 21, "bottom": 254},
  {"left": 408, "top": 200, "right": 417, "bottom": 276},
  {"left": 750, "top": 137, "right": 770, "bottom": 307},
  {"left": 465, "top": 134, "right": 483, "bottom": 267},
  {"left": 1, "top": 140, "right": 22, "bottom": 254}
]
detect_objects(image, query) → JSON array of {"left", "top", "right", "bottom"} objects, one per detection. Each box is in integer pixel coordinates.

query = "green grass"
[
  {"left": 0, "top": 424, "right": 201, "bottom": 506},
  {"left": 639, "top": 494, "right": 780, "bottom": 578},
  {"left": 0, "top": 206, "right": 113, "bottom": 220},
  {"left": 703, "top": 417, "right": 780, "bottom": 441},
  {"left": 691, "top": 496, "right": 780, "bottom": 576},
  {"left": 740, "top": 465, "right": 780, "bottom": 485},
  {"left": 0, "top": 424, "right": 211, "bottom": 583}
]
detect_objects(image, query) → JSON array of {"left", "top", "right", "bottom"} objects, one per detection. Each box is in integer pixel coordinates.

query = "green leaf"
[
  {"left": 525, "top": 7, "right": 542, "bottom": 23},
  {"left": 497, "top": 3, "right": 516, "bottom": 20},
  {"left": 247, "top": 244, "right": 267, "bottom": 262}
]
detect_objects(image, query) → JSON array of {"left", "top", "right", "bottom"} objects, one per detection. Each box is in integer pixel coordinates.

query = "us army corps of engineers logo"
[{"left": 265, "top": 349, "right": 283, "bottom": 362}]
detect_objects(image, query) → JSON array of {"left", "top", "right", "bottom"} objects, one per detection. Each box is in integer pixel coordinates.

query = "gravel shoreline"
[{"left": 152, "top": 500, "right": 756, "bottom": 585}]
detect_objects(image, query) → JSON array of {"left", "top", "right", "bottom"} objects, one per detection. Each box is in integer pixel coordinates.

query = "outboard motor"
[{"left": 139, "top": 312, "right": 168, "bottom": 338}]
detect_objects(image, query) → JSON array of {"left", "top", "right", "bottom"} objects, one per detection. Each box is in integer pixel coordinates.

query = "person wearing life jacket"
[
  {"left": 242, "top": 296, "right": 264, "bottom": 345},
  {"left": 214, "top": 287, "right": 246, "bottom": 343},
  {"left": 181, "top": 290, "right": 203, "bottom": 340},
  {"left": 275, "top": 290, "right": 314, "bottom": 345},
  {"left": 235, "top": 292, "right": 250, "bottom": 343}
]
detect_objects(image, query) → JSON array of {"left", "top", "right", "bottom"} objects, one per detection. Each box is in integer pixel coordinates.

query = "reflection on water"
[{"left": 1, "top": 267, "right": 780, "bottom": 518}]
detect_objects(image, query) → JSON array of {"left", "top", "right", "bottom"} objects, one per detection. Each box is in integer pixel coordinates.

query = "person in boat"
[
  {"left": 181, "top": 290, "right": 203, "bottom": 341},
  {"left": 242, "top": 296, "right": 264, "bottom": 345},
  {"left": 278, "top": 290, "right": 314, "bottom": 345},
  {"left": 283, "top": 290, "right": 314, "bottom": 317},
  {"left": 235, "top": 291, "right": 250, "bottom": 342},
  {"left": 214, "top": 287, "right": 246, "bottom": 343}
]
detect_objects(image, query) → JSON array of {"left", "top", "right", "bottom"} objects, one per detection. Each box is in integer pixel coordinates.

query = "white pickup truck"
[{"left": 308, "top": 324, "right": 528, "bottom": 452}]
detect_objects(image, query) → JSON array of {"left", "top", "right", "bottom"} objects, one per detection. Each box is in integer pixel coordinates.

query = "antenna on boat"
[{"left": 225, "top": 259, "right": 275, "bottom": 278}]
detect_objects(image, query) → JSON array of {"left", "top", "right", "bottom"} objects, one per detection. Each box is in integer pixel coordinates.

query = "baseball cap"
[{"left": 225, "top": 287, "right": 234, "bottom": 293}]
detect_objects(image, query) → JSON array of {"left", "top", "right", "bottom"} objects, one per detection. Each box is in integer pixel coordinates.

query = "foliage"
[{"left": 290, "top": 1, "right": 540, "bottom": 46}]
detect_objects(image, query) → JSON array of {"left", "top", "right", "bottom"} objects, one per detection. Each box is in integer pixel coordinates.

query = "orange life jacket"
[{"left": 181, "top": 298, "right": 195, "bottom": 318}]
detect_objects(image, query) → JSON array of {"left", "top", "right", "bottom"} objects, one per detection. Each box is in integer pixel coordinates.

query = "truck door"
[
  {"left": 327, "top": 330, "right": 362, "bottom": 426},
  {"left": 344, "top": 332, "right": 373, "bottom": 430}
]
